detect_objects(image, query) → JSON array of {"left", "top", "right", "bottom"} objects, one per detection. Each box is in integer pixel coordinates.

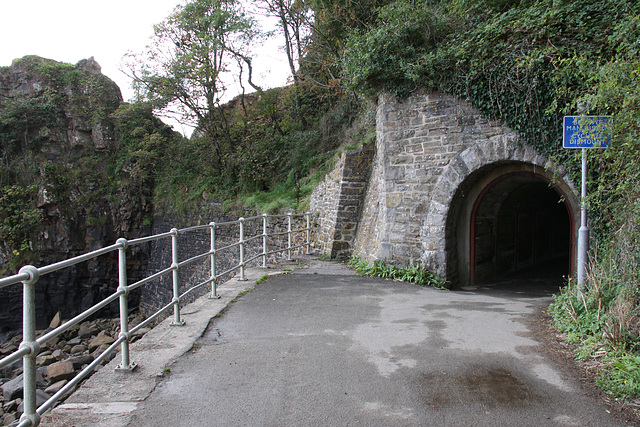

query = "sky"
[{"left": 1, "top": 0, "right": 291, "bottom": 134}]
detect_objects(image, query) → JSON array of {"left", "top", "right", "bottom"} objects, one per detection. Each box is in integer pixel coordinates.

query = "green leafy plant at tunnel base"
[{"left": 348, "top": 256, "right": 449, "bottom": 289}]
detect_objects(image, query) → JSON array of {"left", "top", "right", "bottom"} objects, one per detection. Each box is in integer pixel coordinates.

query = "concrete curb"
[{"left": 39, "top": 258, "right": 313, "bottom": 427}]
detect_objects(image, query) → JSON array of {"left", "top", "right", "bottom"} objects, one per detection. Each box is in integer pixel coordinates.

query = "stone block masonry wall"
[
  {"left": 361, "top": 91, "right": 507, "bottom": 271},
  {"left": 309, "top": 159, "right": 342, "bottom": 255},
  {"left": 323, "top": 90, "right": 516, "bottom": 269},
  {"left": 309, "top": 143, "right": 375, "bottom": 258},
  {"left": 311, "top": 89, "right": 578, "bottom": 284}
]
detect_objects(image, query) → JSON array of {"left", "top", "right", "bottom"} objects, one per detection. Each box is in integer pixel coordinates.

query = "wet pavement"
[{"left": 124, "top": 260, "right": 625, "bottom": 426}]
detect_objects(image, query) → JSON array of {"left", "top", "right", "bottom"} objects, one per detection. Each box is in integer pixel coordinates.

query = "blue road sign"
[{"left": 563, "top": 116, "right": 611, "bottom": 148}]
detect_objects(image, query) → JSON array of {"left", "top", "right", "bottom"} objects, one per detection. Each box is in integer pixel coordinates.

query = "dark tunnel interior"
[{"left": 473, "top": 177, "right": 572, "bottom": 288}]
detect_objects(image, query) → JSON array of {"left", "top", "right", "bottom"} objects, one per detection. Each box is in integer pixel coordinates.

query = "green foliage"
[
  {"left": 574, "top": 57, "right": 640, "bottom": 242},
  {"left": 23, "top": 56, "right": 122, "bottom": 122},
  {"left": 348, "top": 255, "right": 449, "bottom": 289},
  {"left": 342, "top": 0, "right": 640, "bottom": 161},
  {"left": 114, "top": 0, "right": 381, "bottom": 213},
  {"left": 599, "top": 351, "right": 640, "bottom": 399},
  {"left": 550, "top": 279, "right": 618, "bottom": 346},
  {"left": 143, "top": 80, "right": 366, "bottom": 213},
  {"left": 545, "top": 77, "right": 640, "bottom": 397},
  {"left": 111, "top": 102, "right": 177, "bottom": 183},
  {"left": 549, "top": 219, "right": 640, "bottom": 398},
  {"left": 126, "top": 0, "right": 259, "bottom": 130},
  {"left": 301, "top": 0, "right": 394, "bottom": 86},
  {"left": 0, "top": 185, "right": 41, "bottom": 269},
  {"left": 0, "top": 96, "right": 61, "bottom": 157},
  {"left": 342, "top": 0, "right": 445, "bottom": 98},
  {"left": 124, "top": 0, "right": 267, "bottom": 210}
]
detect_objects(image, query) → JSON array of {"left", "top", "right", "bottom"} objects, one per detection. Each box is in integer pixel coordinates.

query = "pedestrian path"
[{"left": 42, "top": 258, "right": 626, "bottom": 426}]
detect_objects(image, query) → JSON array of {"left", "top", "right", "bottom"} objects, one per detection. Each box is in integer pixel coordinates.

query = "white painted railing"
[{"left": 0, "top": 212, "right": 311, "bottom": 426}]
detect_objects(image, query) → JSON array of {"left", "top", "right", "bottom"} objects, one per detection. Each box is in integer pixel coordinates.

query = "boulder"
[
  {"left": 66, "top": 355, "right": 94, "bottom": 370},
  {"left": 77, "top": 324, "right": 99, "bottom": 340},
  {"left": 2, "top": 412, "right": 15, "bottom": 426},
  {"left": 70, "top": 344, "right": 87, "bottom": 354},
  {"left": 0, "top": 371, "right": 43, "bottom": 401},
  {"left": 2, "top": 375, "right": 23, "bottom": 400},
  {"left": 35, "top": 355, "right": 57, "bottom": 367},
  {"left": 66, "top": 337, "right": 82, "bottom": 347},
  {"left": 88, "top": 332, "right": 115, "bottom": 352},
  {"left": 44, "top": 335, "right": 60, "bottom": 348},
  {"left": 44, "top": 380, "right": 67, "bottom": 395},
  {"left": 2, "top": 398, "right": 19, "bottom": 413},
  {"left": 46, "top": 361, "right": 74, "bottom": 383},
  {"left": 0, "top": 344, "right": 18, "bottom": 357},
  {"left": 48, "top": 312, "right": 62, "bottom": 330}
]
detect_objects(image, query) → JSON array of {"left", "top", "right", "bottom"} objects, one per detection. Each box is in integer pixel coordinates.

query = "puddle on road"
[
  {"left": 464, "top": 368, "right": 532, "bottom": 404},
  {"left": 418, "top": 366, "right": 541, "bottom": 409}
]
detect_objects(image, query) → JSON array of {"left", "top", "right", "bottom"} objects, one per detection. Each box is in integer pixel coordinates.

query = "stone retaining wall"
[{"left": 309, "top": 143, "right": 375, "bottom": 259}]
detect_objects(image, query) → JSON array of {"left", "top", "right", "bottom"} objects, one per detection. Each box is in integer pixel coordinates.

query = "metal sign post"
[
  {"left": 577, "top": 147, "right": 588, "bottom": 289},
  {"left": 563, "top": 116, "right": 611, "bottom": 291}
]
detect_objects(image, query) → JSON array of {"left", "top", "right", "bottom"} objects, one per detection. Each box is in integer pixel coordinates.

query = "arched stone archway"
[
  {"left": 423, "top": 143, "right": 580, "bottom": 285},
  {"left": 310, "top": 90, "right": 581, "bottom": 287}
]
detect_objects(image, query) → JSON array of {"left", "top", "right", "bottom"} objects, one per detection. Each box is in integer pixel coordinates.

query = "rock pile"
[{"left": 0, "top": 312, "right": 150, "bottom": 426}]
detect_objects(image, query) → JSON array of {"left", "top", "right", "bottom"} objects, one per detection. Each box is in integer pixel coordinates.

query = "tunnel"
[
  {"left": 446, "top": 163, "right": 577, "bottom": 287},
  {"left": 471, "top": 174, "right": 572, "bottom": 283}
]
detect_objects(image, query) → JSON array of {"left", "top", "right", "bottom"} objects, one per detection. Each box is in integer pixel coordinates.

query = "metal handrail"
[{"left": 0, "top": 212, "right": 312, "bottom": 426}]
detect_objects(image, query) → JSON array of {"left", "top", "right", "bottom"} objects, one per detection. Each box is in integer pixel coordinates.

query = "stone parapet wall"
[{"left": 309, "top": 159, "right": 343, "bottom": 255}]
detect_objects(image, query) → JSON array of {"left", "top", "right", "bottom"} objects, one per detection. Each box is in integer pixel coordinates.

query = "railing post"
[
  {"left": 238, "top": 218, "right": 247, "bottom": 281},
  {"left": 262, "top": 214, "right": 268, "bottom": 268},
  {"left": 115, "top": 239, "right": 136, "bottom": 372},
  {"left": 306, "top": 212, "right": 311, "bottom": 254},
  {"left": 170, "top": 228, "right": 185, "bottom": 326},
  {"left": 18, "top": 265, "right": 40, "bottom": 427},
  {"left": 209, "top": 222, "right": 220, "bottom": 299},
  {"left": 287, "top": 213, "right": 292, "bottom": 261}
]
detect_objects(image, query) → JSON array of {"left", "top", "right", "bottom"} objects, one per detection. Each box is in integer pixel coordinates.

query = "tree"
[
  {"left": 299, "top": 0, "right": 393, "bottom": 88},
  {"left": 257, "top": 0, "right": 312, "bottom": 84},
  {"left": 125, "top": 0, "right": 261, "bottom": 162}
]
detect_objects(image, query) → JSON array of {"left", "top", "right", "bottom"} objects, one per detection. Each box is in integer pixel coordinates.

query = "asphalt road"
[{"left": 127, "top": 261, "right": 625, "bottom": 426}]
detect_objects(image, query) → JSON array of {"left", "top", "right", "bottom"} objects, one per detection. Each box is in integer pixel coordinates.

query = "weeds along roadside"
[{"left": 549, "top": 218, "right": 640, "bottom": 400}]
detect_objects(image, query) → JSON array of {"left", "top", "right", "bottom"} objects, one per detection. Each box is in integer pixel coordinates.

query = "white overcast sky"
[{"left": 1, "top": 0, "right": 290, "bottom": 133}]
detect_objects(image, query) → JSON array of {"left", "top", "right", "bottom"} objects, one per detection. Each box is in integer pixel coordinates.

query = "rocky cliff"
[{"left": 0, "top": 56, "right": 169, "bottom": 334}]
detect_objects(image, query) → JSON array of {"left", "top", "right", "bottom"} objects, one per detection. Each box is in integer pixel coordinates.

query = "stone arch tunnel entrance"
[{"left": 447, "top": 163, "right": 576, "bottom": 286}]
